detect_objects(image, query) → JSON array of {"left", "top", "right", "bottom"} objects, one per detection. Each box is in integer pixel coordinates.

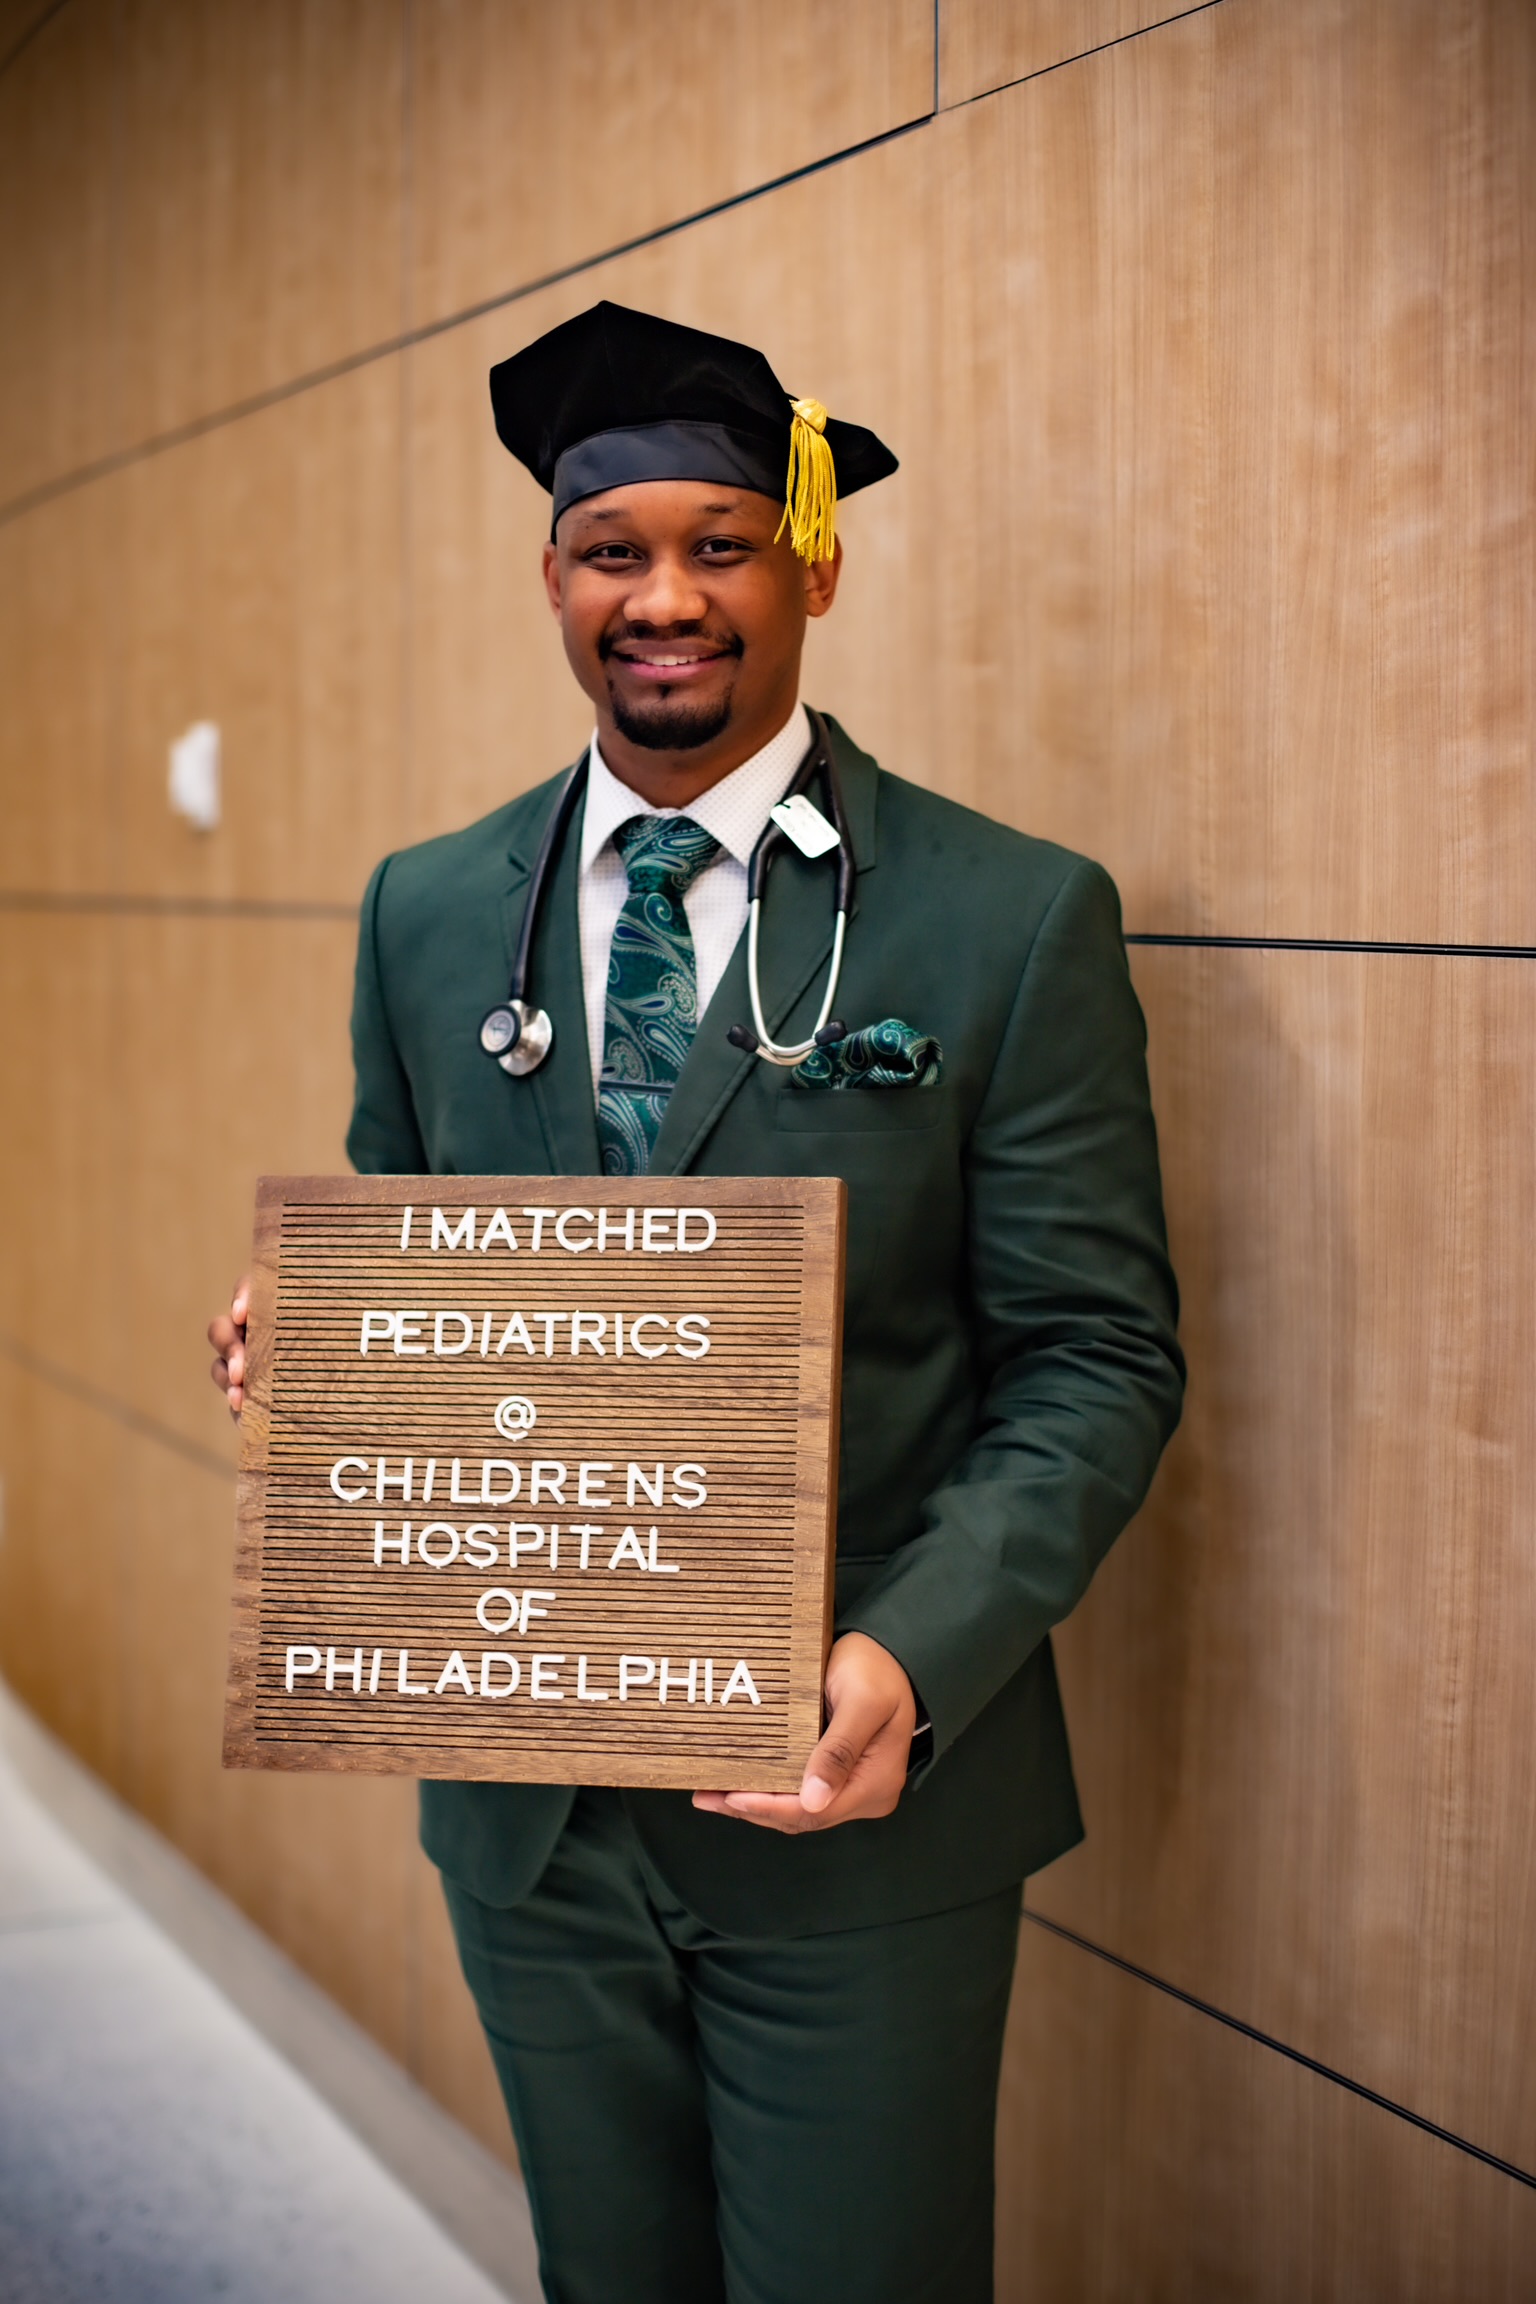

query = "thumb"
[{"left": 799, "top": 1683, "right": 888, "bottom": 1814}]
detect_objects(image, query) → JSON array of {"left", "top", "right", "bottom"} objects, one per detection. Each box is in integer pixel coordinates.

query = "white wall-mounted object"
[{"left": 168, "top": 721, "right": 221, "bottom": 832}]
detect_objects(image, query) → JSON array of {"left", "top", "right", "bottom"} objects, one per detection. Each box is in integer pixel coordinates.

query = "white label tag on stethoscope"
[{"left": 770, "top": 792, "right": 841, "bottom": 858}]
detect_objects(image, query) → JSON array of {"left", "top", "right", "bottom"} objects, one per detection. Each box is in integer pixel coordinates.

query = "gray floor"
[{"left": 0, "top": 1738, "right": 521, "bottom": 2304}]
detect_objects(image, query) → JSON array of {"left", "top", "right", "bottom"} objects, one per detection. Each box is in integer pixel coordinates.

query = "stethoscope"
[{"left": 479, "top": 708, "right": 853, "bottom": 1077}]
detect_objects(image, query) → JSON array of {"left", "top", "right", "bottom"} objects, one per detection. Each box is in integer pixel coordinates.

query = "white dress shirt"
[{"left": 578, "top": 704, "right": 811, "bottom": 1094}]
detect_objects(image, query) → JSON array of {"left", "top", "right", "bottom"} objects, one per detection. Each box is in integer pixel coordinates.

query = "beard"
[
  {"left": 608, "top": 686, "right": 735, "bottom": 751},
  {"left": 599, "top": 625, "right": 743, "bottom": 751}
]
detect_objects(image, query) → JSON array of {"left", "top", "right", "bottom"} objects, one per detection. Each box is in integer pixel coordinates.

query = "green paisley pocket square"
[{"left": 790, "top": 1018, "right": 943, "bottom": 1090}]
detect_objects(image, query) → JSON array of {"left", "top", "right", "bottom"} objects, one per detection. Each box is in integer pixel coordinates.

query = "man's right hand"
[{"left": 208, "top": 1277, "right": 251, "bottom": 1419}]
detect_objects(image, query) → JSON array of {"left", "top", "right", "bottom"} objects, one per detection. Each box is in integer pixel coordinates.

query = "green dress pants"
[{"left": 442, "top": 1789, "right": 1022, "bottom": 2304}]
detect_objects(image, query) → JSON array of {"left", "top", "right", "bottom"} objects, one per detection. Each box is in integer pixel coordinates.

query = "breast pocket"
[{"left": 775, "top": 1089, "right": 947, "bottom": 1133}]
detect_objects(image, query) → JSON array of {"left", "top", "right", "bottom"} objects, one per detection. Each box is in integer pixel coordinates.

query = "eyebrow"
[{"left": 572, "top": 495, "right": 750, "bottom": 529}]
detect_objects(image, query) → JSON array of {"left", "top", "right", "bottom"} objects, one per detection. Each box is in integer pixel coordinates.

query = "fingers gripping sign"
[
  {"left": 690, "top": 1631, "right": 917, "bottom": 1835},
  {"left": 208, "top": 1275, "right": 250, "bottom": 1419}
]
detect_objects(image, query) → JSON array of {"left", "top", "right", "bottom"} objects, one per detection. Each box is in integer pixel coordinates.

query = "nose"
[{"left": 622, "top": 550, "right": 709, "bottom": 630}]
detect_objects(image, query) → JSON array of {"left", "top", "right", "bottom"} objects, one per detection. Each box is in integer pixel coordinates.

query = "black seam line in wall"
[
  {"left": 939, "top": 0, "right": 1227, "bottom": 114},
  {"left": 1023, "top": 1910, "right": 1536, "bottom": 2193},
  {"left": 0, "top": 1331, "right": 234, "bottom": 1484},
  {"left": 0, "top": 891, "right": 358, "bottom": 922},
  {"left": 1125, "top": 933, "right": 1536, "bottom": 960},
  {"left": 0, "top": 0, "right": 69, "bottom": 81},
  {"left": 0, "top": 106, "right": 935, "bottom": 535}
]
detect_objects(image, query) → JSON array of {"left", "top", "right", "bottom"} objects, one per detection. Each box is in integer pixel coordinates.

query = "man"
[{"left": 211, "top": 301, "right": 1184, "bottom": 2304}]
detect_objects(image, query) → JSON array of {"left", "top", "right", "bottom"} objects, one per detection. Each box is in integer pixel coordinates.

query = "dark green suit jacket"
[{"left": 347, "top": 715, "right": 1184, "bottom": 1935}]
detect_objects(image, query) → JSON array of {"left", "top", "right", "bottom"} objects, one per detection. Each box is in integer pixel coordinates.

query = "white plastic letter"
[
  {"left": 415, "top": 1522, "right": 461, "bottom": 1568},
  {"left": 719, "top": 1661, "right": 762, "bottom": 1707},
  {"left": 596, "top": 1207, "right": 635, "bottom": 1253},
  {"left": 607, "top": 1527, "right": 649, "bottom": 1572},
  {"left": 577, "top": 1463, "right": 613, "bottom": 1508},
  {"left": 475, "top": 1588, "right": 520, "bottom": 1636},
  {"left": 647, "top": 1526, "right": 679, "bottom": 1575},
  {"left": 330, "top": 1457, "right": 369, "bottom": 1502},
  {"left": 520, "top": 1590, "right": 556, "bottom": 1635},
  {"left": 528, "top": 1654, "right": 565, "bottom": 1700}
]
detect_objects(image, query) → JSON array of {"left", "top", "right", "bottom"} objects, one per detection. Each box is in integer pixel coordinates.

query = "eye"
[
  {"left": 583, "top": 541, "right": 643, "bottom": 565},
  {"left": 696, "top": 535, "right": 753, "bottom": 561}
]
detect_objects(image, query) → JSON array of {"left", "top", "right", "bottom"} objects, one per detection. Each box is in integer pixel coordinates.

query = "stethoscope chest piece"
[{"left": 479, "top": 998, "right": 554, "bottom": 1076}]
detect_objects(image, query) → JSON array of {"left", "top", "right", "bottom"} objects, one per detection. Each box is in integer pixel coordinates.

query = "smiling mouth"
[
  {"left": 601, "top": 627, "right": 744, "bottom": 681},
  {"left": 609, "top": 648, "right": 733, "bottom": 677}
]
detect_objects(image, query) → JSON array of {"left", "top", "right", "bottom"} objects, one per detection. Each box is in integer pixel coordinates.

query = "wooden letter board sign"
[{"left": 224, "top": 1176, "right": 844, "bottom": 1791}]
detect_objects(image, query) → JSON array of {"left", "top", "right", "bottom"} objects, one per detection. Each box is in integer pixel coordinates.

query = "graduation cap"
[{"left": 489, "top": 301, "right": 898, "bottom": 565}]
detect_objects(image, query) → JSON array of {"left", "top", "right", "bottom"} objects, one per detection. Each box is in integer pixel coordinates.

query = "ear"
[
  {"left": 542, "top": 539, "right": 562, "bottom": 621},
  {"left": 802, "top": 535, "right": 843, "bottom": 621}
]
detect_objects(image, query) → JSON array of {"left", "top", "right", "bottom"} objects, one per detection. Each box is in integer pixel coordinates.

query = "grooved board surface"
[{"left": 225, "top": 1176, "right": 843, "bottom": 1790}]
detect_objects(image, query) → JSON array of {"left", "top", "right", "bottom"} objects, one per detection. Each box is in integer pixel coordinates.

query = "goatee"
[{"left": 609, "top": 689, "right": 734, "bottom": 752}]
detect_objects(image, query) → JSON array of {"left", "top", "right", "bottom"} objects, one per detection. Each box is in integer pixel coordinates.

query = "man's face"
[{"left": 543, "top": 481, "right": 839, "bottom": 765}]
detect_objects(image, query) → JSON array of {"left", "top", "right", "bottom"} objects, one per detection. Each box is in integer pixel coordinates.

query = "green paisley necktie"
[{"left": 597, "top": 814, "right": 722, "bottom": 1175}]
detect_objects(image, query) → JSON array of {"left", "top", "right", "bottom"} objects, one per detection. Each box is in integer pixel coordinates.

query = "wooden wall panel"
[
  {"left": 997, "top": 1920, "right": 1536, "bottom": 2302},
  {"left": 0, "top": 1360, "right": 134, "bottom": 1791},
  {"left": 0, "top": 4, "right": 63, "bottom": 69},
  {"left": 112, "top": 358, "right": 406, "bottom": 905},
  {"left": 1032, "top": 944, "right": 1536, "bottom": 2170},
  {"left": 406, "top": 0, "right": 1536, "bottom": 942},
  {"left": 0, "top": 912, "right": 355, "bottom": 1449},
  {"left": 0, "top": 0, "right": 119, "bottom": 505},
  {"left": 0, "top": 915, "right": 123, "bottom": 1385},
  {"left": 404, "top": 0, "right": 935, "bottom": 336},
  {"left": 0, "top": 483, "right": 123, "bottom": 893},
  {"left": 940, "top": 0, "right": 1194, "bottom": 105},
  {"left": 110, "top": 0, "right": 404, "bottom": 457},
  {"left": 927, "top": 0, "right": 1536, "bottom": 941}
]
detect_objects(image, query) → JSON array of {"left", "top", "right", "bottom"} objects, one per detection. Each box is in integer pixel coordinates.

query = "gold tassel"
[{"left": 776, "top": 397, "right": 838, "bottom": 564}]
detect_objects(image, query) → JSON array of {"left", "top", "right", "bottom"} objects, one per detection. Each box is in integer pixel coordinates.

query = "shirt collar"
[{"left": 580, "top": 703, "right": 811, "bottom": 874}]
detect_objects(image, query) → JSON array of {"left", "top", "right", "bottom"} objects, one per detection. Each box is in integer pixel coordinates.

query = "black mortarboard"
[{"left": 489, "top": 301, "right": 898, "bottom": 562}]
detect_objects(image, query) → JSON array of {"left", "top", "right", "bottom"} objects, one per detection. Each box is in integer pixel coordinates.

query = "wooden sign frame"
[{"left": 224, "top": 1175, "right": 844, "bottom": 1791}]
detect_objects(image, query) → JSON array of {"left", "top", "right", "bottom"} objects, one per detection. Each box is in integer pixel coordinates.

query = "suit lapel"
[
  {"left": 650, "top": 719, "right": 881, "bottom": 1176},
  {"left": 499, "top": 773, "right": 601, "bottom": 1177}
]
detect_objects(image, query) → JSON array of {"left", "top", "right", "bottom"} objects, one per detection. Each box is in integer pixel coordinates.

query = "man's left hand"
[{"left": 691, "top": 1631, "right": 916, "bottom": 1834}]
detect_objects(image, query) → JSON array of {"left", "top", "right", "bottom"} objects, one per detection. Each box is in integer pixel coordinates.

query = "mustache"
[{"left": 597, "top": 623, "right": 745, "bottom": 662}]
